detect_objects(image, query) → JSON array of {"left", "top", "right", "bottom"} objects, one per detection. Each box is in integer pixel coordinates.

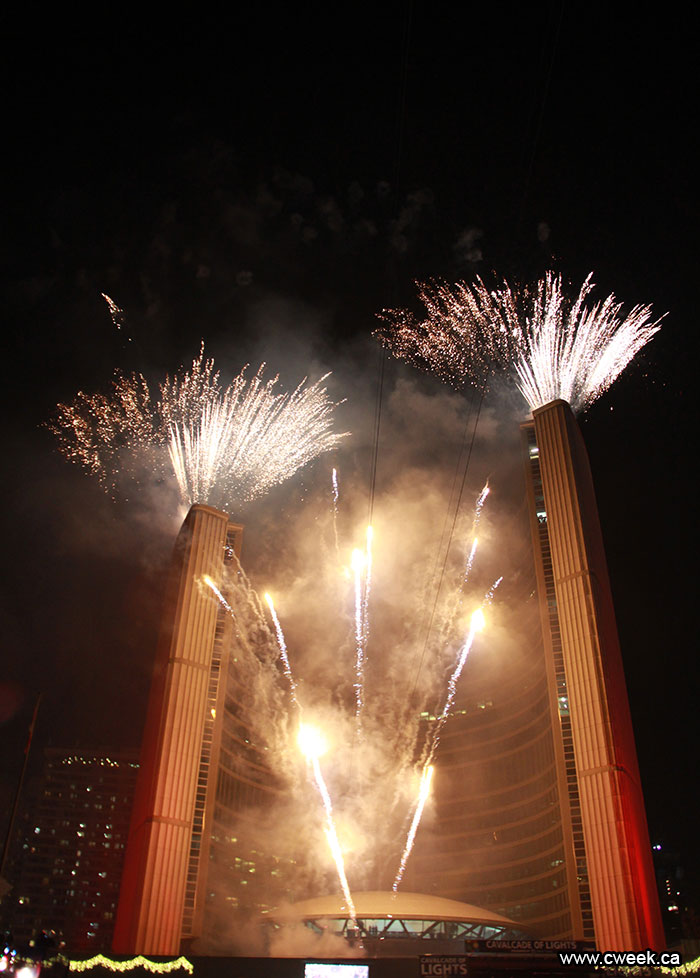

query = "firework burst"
[
  {"left": 48, "top": 346, "right": 346, "bottom": 508},
  {"left": 256, "top": 519, "right": 495, "bottom": 897},
  {"left": 393, "top": 765, "right": 433, "bottom": 892},
  {"left": 192, "top": 445, "right": 500, "bottom": 909},
  {"left": 376, "top": 272, "right": 663, "bottom": 413},
  {"left": 298, "top": 724, "right": 358, "bottom": 925},
  {"left": 101, "top": 293, "right": 128, "bottom": 332}
]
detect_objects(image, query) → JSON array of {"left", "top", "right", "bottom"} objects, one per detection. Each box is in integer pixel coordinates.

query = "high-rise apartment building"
[{"left": 9, "top": 748, "right": 138, "bottom": 951}]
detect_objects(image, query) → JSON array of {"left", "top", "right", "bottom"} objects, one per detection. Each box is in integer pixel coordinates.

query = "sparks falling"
[
  {"left": 393, "top": 765, "right": 434, "bottom": 892},
  {"left": 352, "top": 548, "right": 366, "bottom": 724},
  {"left": 463, "top": 537, "right": 479, "bottom": 582},
  {"left": 474, "top": 482, "right": 490, "bottom": 523},
  {"left": 351, "top": 526, "right": 373, "bottom": 730},
  {"left": 203, "top": 574, "right": 236, "bottom": 619},
  {"left": 298, "top": 725, "right": 357, "bottom": 925},
  {"left": 363, "top": 525, "right": 374, "bottom": 632},
  {"left": 484, "top": 576, "right": 504, "bottom": 605},
  {"left": 432, "top": 481, "right": 491, "bottom": 657},
  {"left": 101, "top": 293, "right": 127, "bottom": 332},
  {"left": 426, "top": 604, "right": 488, "bottom": 767},
  {"left": 331, "top": 468, "right": 340, "bottom": 556},
  {"left": 463, "top": 483, "right": 489, "bottom": 583},
  {"left": 216, "top": 489, "right": 501, "bottom": 909},
  {"left": 391, "top": 597, "right": 493, "bottom": 892},
  {"left": 48, "top": 346, "right": 346, "bottom": 508},
  {"left": 265, "top": 593, "right": 300, "bottom": 708},
  {"left": 376, "top": 273, "right": 663, "bottom": 413}
]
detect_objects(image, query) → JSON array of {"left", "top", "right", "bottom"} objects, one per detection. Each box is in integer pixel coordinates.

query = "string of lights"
[
  {"left": 68, "top": 955, "right": 193, "bottom": 974},
  {"left": 602, "top": 957, "right": 700, "bottom": 977}
]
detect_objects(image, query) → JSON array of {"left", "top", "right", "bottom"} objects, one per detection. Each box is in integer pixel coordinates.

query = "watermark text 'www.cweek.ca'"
[{"left": 559, "top": 949, "right": 682, "bottom": 967}]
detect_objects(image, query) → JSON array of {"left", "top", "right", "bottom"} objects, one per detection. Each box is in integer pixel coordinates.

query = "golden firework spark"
[
  {"left": 298, "top": 724, "right": 357, "bottom": 924},
  {"left": 265, "top": 593, "right": 300, "bottom": 707},
  {"left": 393, "top": 765, "right": 434, "bottom": 892},
  {"left": 376, "top": 272, "right": 663, "bottom": 412},
  {"left": 48, "top": 346, "right": 346, "bottom": 507},
  {"left": 351, "top": 526, "right": 373, "bottom": 731},
  {"left": 391, "top": 603, "right": 490, "bottom": 889}
]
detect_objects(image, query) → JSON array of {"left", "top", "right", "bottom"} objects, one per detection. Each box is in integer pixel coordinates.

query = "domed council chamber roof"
[{"left": 280, "top": 890, "right": 527, "bottom": 942}]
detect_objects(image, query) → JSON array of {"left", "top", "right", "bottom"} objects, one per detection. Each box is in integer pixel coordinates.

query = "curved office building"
[{"left": 409, "top": 593, "right": 581, "bottom": 939}]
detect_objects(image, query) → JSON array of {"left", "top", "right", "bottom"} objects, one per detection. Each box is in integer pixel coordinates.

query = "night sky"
[{"left": 2, "top": 4, "right": 698, "bottom": 911}]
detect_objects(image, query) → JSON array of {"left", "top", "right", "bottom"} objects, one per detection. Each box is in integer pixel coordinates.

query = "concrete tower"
[
  {"left": 113, "top": 505, "right": 242, "bottom": 954},
  {"left": 522, "top": 400, "right": 663, "bottom": 951}
]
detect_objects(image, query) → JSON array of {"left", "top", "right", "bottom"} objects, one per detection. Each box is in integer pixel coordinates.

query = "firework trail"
[
  {"left": 393, "top": 594, "right": 494, "bottom": 892},
  {"left": 363, "top": 525, "right": 373, "bottom": 634},
  {"left": 255, "top": 592, "right": 354, "bottom": 914},
  {"left": 483, "top": 576, "right": 503, "bottom": 605},
  {"left": 392, "top": 595, "right": 490, "bottom": 890},
  {"left": 221, "top": 548, "right": 278, "bottom": 657},
  {"left": 421, "top": 600, "right": 490, "bottom": 773},
  {"left": 48, "top": 346, "right": 346, "bottom": 509},
  {"left": 392, "top": 765, "right": 434, "bottom": 892},
  {"left": 101, "top": 293, "right": 128, "bottom": 333},
  {"left": 376, "top": 273, "right": 663, "bottom": 413},
  {"left": 463, "top": 537, "right": 479, "bottom": 583},
  {"left": 265, "top": 593, "right": 300, "bottom": 709},
  {"left": 438, "top": 606, "right": 486, "bottom": 727},
  {"left": 352, "top": 549, "right": 366, "bottom": 725},
  {"left": 203, "top": 574, "right": 236, "bottom": 619},
  {"left": 462, "top": 482, "right": 489, "bottom": 585},
  {"left": 473, "top": 482, "right": 489, "bottom": 526},
  {"left": 433, "top": 482, "right": 490, "bottom": 656},
  {"left": 205, "top": 570, "right": 355, "bottom": 920},
  {"left": 331, "top": 468, "right": 340, "bottom": 558},
  {"left": 352, "top": 526, "right": 373, "bottom": 732},
  {"left": 298, "top": 725, "right": 357, "bottom": 925},
  {"left": 263, "top": 601, "right": 356, "bottom": 918},
  {"left": 202, "top": 467, "right": 500, "bottom": 912}
]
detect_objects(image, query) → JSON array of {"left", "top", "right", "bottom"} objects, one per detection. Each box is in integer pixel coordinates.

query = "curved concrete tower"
[
  {"left": 113, "top": 505, "right": 241, "bottom": 954},
  {"left": 524, "top": 400, "right": 663, "bottom": 951}
]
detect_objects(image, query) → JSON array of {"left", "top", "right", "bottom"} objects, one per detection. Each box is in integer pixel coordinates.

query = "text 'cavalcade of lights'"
[
  {"left": 376, "top": 272, "right": 663, "bottom": 413},
  {"left": 48, "top": 346, "right": 346, "bottom": 508}
]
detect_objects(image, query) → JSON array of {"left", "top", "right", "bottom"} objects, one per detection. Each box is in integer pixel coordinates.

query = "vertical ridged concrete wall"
[
  {"left": 532, "top": 400, "right": 663, "bottom": 951},
  {"left": 521, "top": 420, "right": 590, "bottom": 940},
  {"left": 113, "top": 505, "right": 231, "bottom": 954}
]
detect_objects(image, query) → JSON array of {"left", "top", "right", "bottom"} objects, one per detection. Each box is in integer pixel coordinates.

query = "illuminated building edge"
[{"left": 526, "top": 399, "right": 663, "bottom": 950}]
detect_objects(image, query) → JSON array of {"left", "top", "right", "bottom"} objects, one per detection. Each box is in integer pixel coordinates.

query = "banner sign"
[
  {"left": 419, "top": 956, "right": 468, "bottom": 976},
  {"left": 464, "top": 939, "right": 596, "bottom": 954}
]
